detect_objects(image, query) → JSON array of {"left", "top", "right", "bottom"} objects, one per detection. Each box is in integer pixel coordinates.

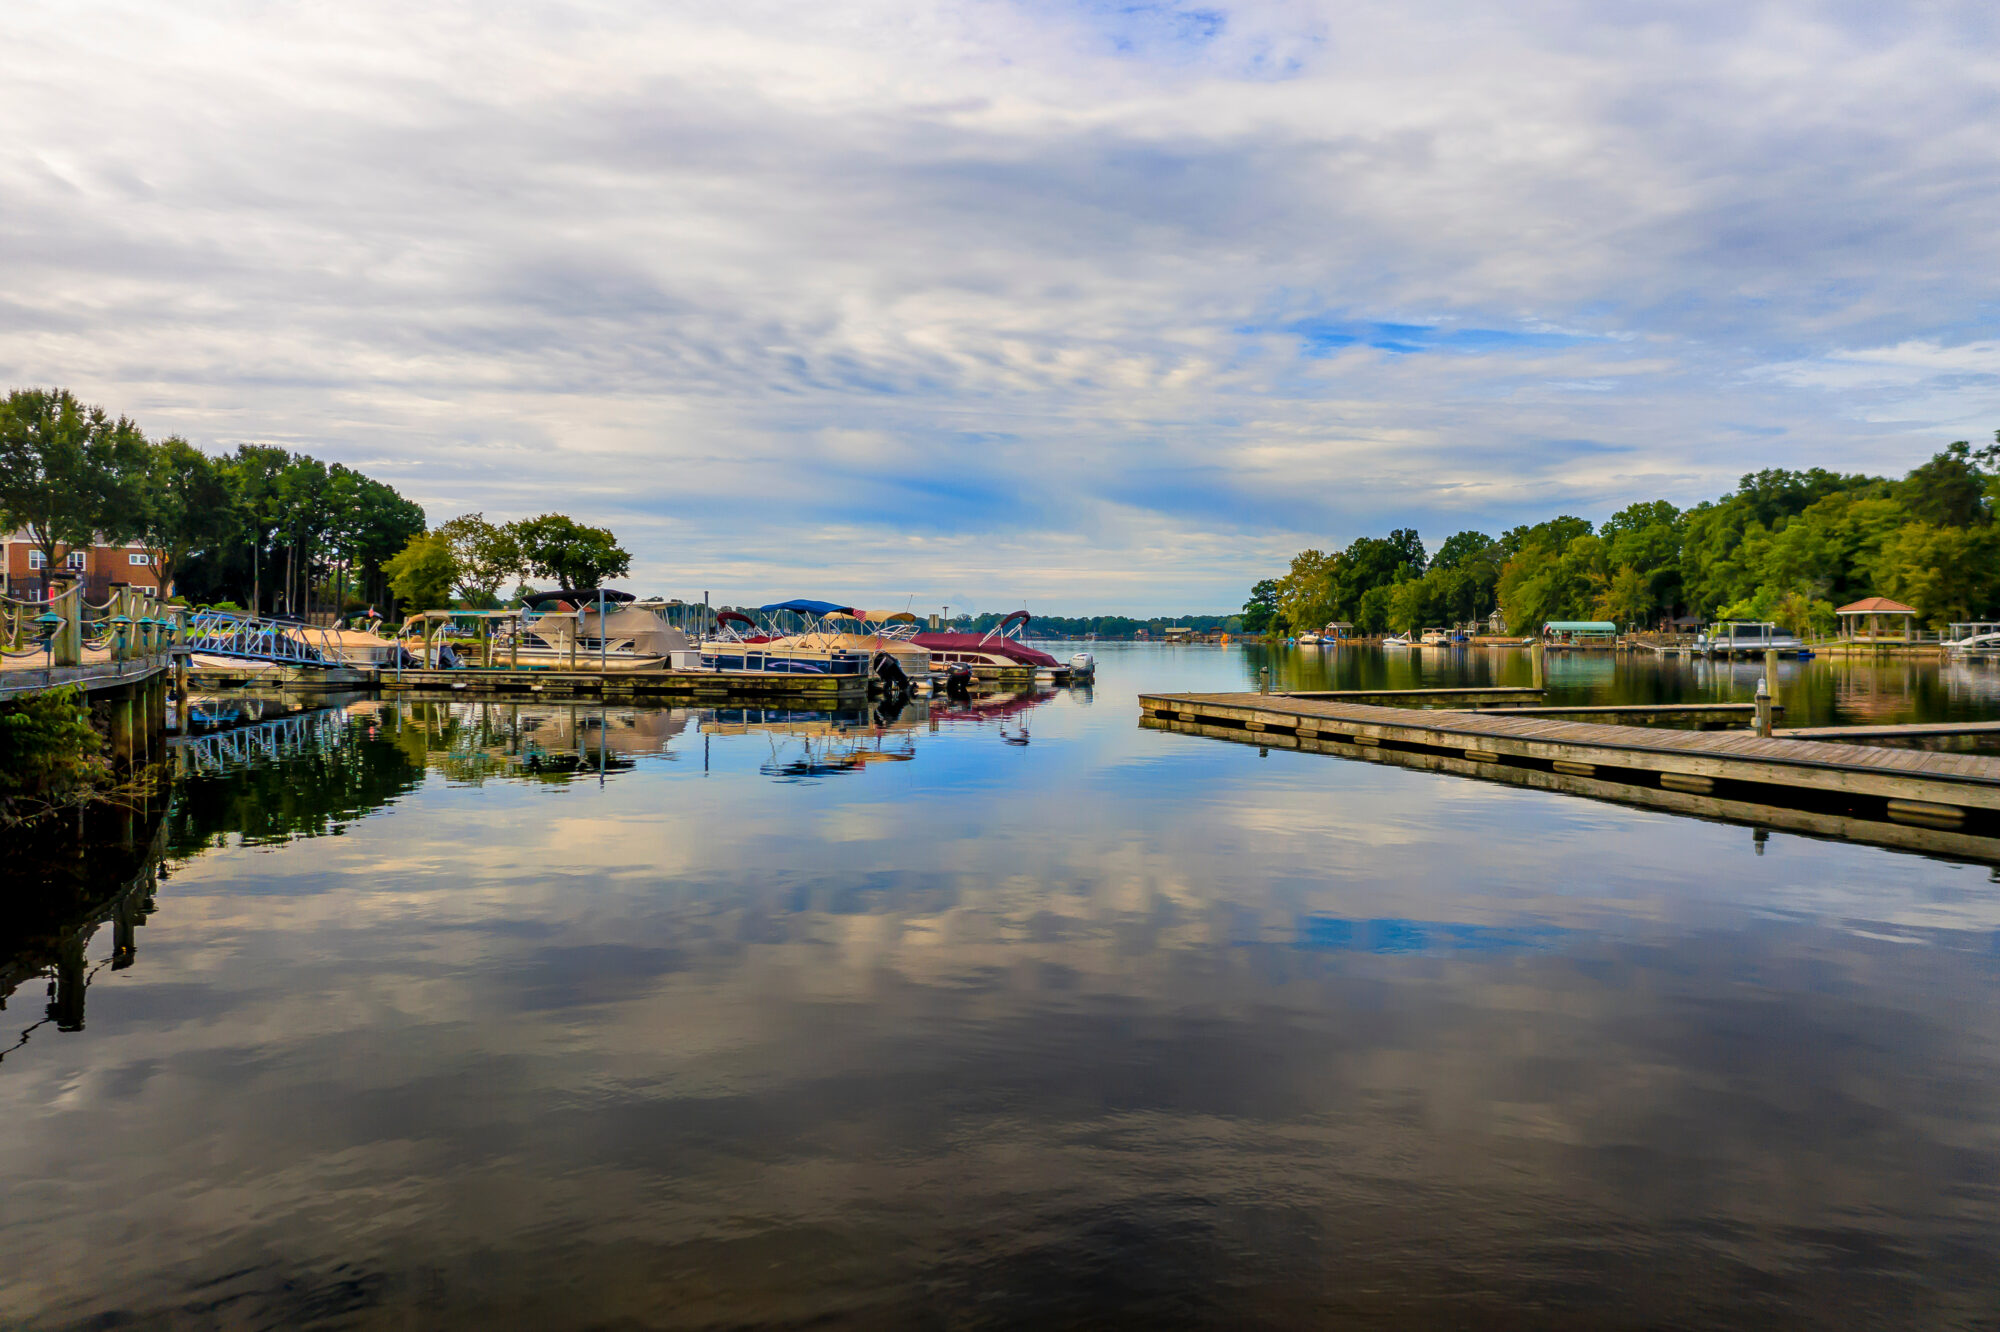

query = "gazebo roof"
[{"left": 1835, "top": 597, "right": 1917, "bottom": 615}]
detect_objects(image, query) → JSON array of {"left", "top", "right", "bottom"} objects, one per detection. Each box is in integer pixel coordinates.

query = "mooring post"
[
  {"left": 1259, "top": 666, "right": 1270, "bottom": 695},
  {"left": 55, "top": 583, "right": 83, "bottom": 668},
  {"left": 1764, "top": 648, "right": 1779, "bottom": 705},
  {"left": 1755, "top": 677, "right": 1773, "bottom": 738}
]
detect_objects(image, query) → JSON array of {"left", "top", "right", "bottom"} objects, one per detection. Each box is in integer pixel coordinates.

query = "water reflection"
[
  {"left": 1244, "top": 640, "right": 2000, "bottom": 731},
  {"left": 3, "top": 650, "right": 1999, "bottom": 1328},
  {"left": 1, "top": 813, "right": 164, "bottom": 1056}
]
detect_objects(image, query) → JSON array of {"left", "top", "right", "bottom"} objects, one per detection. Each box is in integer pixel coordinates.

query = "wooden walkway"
[
  {"left": 1777, "top": 720, "right": 2000, "bottom": 740},
  {"left": 1140, "top": 692, "right": 2000, "bottom": 816},
  {"left": 0, "top": 650, "right": 171, "bottom": 700}
]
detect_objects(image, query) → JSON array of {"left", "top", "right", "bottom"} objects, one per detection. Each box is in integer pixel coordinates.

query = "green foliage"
[
  {"left": 1263, "top": 435, "right": 2000, "bottom": 634},
  {"left": 383, "top": 532, "right": 458, "bottom": 612},
  {"left": 136, "top": 435, "right": 232, "bottom": 597},
  {"left": 510, "top": 514, "right": 631, "bottom": 591},
  {"left": 0, "top": 387, "right": 150, "bottom": 570},
  {"left": 0, "top": 686, "right": 113, "bottom": 825},
  {"left": 437, "top": 513, "right": 525, "bottom": 603},
  {"left": 1240, "top": 578, "right": 1280, "bottom": 634}
]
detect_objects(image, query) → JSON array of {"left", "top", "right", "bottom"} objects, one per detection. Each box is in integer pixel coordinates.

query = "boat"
[
  {"left": 1695, "top": 620, "right": 1806, "bottom": 658},
  {"left": 490, "top": 590, "right": 697, "bottom": 670},
  {"left": 1297, "top": 632, "right": 1322, "bottom": 645},
  {"left": 910, "top": 610, "right": 1072, "bottom": 682},
  {"left": 706, "top": 600, "right": 926, "bottom": 689},
  {"left": 1419, "top": 627, "right": 1452, "bottom": 647},
  {"left": 1382, "top": 633, "right": 1412, "bottom": 648}
]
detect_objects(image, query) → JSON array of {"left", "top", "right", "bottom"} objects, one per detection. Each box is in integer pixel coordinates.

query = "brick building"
[{"left": 2, "top": 529, "right": 169, "bottom": 601}]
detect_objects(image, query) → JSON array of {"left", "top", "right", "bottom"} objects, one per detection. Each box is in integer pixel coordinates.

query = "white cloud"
[{"left": 3, "top": 0, "right": 1998, "bottom": 610}]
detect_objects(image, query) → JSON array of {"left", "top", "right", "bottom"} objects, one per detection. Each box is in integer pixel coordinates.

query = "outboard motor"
[
  {"left": 942, "top": 662, "right": 974, "bottom": 697},
  {"left": 1068, "top": 651, "right": 1096, "bottom": 681},
  {"left": 870, "top": 653, "right": 911, "bottom": 698}
]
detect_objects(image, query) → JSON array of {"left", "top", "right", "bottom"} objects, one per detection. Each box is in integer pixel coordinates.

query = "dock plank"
[{"left": 1138, "top": 691, "right": 2000, "bottom": 808}]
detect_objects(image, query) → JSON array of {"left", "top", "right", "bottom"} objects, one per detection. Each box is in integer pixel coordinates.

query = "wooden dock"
[
  {"left": 0, "top": 649, "right": 172, "bottom": 700},
  {"left": 1776, "top": 720, "right": 2000, "bottom": 741},
  {"left": 1139, "top": 692, "right": 2000, "bottom": 851}
]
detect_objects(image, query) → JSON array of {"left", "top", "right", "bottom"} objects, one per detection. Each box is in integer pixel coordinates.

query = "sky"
[{"left": 2, "top": 1, "right": 1997, "bottom": 615}]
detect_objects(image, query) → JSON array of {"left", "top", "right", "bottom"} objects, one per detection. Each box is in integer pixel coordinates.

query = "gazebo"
[{"left": 1835, "top": 596, "right": 1917, "bottom": 642}]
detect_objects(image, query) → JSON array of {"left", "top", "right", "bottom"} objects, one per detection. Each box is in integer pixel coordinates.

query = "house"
[{"left": 2, "top": 530, "right": 168, "bottom": 601}]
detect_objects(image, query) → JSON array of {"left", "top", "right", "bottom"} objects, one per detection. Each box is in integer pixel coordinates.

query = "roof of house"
[{"left": 1835, "top": 597, "right": 1917, "bottom": 615}]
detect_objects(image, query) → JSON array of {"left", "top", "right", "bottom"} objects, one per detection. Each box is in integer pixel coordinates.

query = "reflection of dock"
[
  {"left": 379, "top": 665, "right": 869, "bottom": 704},
  {"left": 1141, "top": 692, "right": 2000, "bottom": 848},
  {"left": 1, "top": 820, "right": 165, "bottom": 1054}
]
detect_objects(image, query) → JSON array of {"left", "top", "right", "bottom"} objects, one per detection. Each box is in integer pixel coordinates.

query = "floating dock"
[{"left": 1140, "top": 691, "right": 2000, "bottom": 858}]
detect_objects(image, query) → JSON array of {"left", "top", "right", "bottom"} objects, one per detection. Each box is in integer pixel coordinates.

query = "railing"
[
  {"left": 171, "top": 707, "right": 352, "bottom": 777},
  {"left": 181, "top": 609, "right": 349, "bottom": 667}
]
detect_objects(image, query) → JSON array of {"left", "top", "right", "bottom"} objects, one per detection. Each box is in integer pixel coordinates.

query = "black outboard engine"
[
  {"left": 942, "top": 662, "right": 973, "bottom": 697},
  {"left": 871, "top": 653, "right": 912, "bottom": 698}
]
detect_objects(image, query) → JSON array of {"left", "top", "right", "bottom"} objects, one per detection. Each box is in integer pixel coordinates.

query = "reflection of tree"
[{"left": 167, "top": 712, "right": 424, "bottom": 852}]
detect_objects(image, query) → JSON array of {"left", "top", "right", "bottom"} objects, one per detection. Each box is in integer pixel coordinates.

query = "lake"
[{"left": 4, "top": 643, "right": 1999, "bottom": 1328}]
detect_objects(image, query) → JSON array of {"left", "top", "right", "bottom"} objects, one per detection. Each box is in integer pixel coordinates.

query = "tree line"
[
  {"left": 0, "top": 386, "right": 631, "bottom": 619},
  {"left": 1245, "top": 436, "right": 2000, "bottom": 637}
]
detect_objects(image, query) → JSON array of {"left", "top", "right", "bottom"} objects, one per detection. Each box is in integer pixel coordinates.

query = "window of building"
[
  {"left": 28, "top": 550, "right": 46, "bottom": 569},
  {"left": 66, "top": 551, "right": 86, "bottom": 570},
  {"left": 129, "top": 552, "right": 151, "bottom": 566}
]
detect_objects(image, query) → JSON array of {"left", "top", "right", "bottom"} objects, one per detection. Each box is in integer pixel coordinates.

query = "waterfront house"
[{"left": 2, "top": 529, "right": 168, "bottom": 602}]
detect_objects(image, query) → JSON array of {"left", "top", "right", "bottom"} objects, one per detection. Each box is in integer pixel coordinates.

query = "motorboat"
[
  {"left": 706, "top": 600, "right": 927, "bottom": 688},
  {"left": 1420, "top": 627, "right": 1453, "bottom": 647},
  {"left": 1695, "top": 621, "right": 1805, "bottom": 658},
  {"left": 1382, "top": 633, "right": 1412, "bottom": 648},
  {"left": 909, "top": 610, "right": 1072, "bottom": 682},
  {"left": 490, "top": 590, "right": 697, "bottom": 670},
  {"left": 1297, "top": 631, "right": 1322, "bottom": 645}
]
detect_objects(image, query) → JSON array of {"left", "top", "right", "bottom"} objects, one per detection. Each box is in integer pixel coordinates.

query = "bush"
[{"left": 0, "top": 686, "right": 114, "bottom": 825}]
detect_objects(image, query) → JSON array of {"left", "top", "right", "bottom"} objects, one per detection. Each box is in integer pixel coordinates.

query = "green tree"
[
  {"left": 0, "top": 388, "right": 149, "bottom": 575},
  {"left": 136, "top": 436, "right": 231, "bottom": 600},
  {"left": 1870, "top": 522, "right": 2000, "bottom": 626},
  {"left": 1240, "top": 578, "right": 1281, "bottom": 634},
  {"left": 1898, "top": 441, "right": 1993, "bottom": 528},
  {"left": 382, "top": 532, "right": 457, "bottom": 612},
  {"left": 1273, "top": 549, "right": 1334, "bottom": 634},
  {"left": 437, "top": 513, "right": 524, "bottom": 605},
  {"left": 1593, "top": 564, "right": 1654, "bottom": 626},
  {"left": 509, "top": 514, "right": 631, "bottom": 591}
]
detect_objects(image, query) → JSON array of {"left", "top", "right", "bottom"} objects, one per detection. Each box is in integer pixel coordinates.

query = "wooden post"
[
  {"left": 1259, "top": 666, "right": 1270, "bottom": 695},
  {"left": 1530, "top": 639, "right": 1545, "bottom": 691},
  {"left": 1755, "top": 677, "right": 1773, "bottom": 738},
  {"left": 1764, "top": 648, "right": 1779, "bottom": 705},
  {"left": 511, "top": 611, "right": 520, "bottom": 670},
  {"left": 54, "top": 583, "right": 83, "bottom": 667},
  {"left": 108, "top": 687, "right": 135, "bottom": 767}
]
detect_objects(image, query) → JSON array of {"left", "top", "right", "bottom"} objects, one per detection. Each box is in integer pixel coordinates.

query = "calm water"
[{"left": 6, "top": 645, "right": 2000, "bottom": 1329}]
